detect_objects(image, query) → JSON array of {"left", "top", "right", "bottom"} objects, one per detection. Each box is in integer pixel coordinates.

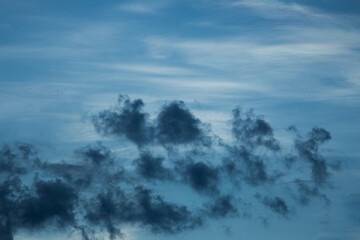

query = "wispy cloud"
[
  {"left": 116, "top": 1, "right": 167, "bottom": 14},
  {"left": 229, "top": 0, "right": 335, "bottom": 20},
  {"left": 144, "top": 26, "right": 360, "bottom": 103},
  {"left": 100, "top": 63, "right": 197, "bottom": 76},
  {"left": 117, "top": 4, "right": 156, "bottom": 14}
]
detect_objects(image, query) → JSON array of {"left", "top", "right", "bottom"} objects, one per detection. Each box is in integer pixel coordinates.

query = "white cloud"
[
  {"left": 144, "top": 26, "right": 360, "bottom": 103},
  {"left": 229, "top": 0, "right": 335, "bottom": 21},
  {"left": 116, "top": 1, "right": 168, "bottom": 14},
  {"left": 118, "top": 4, "right": 155, "bottom": 13},
  {"left": 103, "top": 63, "right": 197, "bottom": 76}
]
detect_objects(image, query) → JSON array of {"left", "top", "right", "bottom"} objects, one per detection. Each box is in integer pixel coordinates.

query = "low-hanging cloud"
[
  {"left": 256, "top": 194, "right": 290, "bottom": 217},
  {"left": 92, "top": 95, "right": 154, "bottom": 147},
  {"left": 176, "top": 159, "right": 220, "bottom": 195},
  {"left": 0, "top": 95, "right": 340, "bottom": 240},
  {"left": 204, "top": 195, "right": 238, "bottom": 218},
  {"left": 92, "top": 96, "right": 211, "bottom": 149},
  {"left": 295, "top": 127, "right": 332, "bottom": 186},
  {"left": 133, "top": 151, "right": 173, "bottom": 181},
  {"left": 232, "top": 107, "right": 280, "bottom": 151},
  {"left": 156, "top": 101, "right": 210, "bottom": 146},
  {"left": 84, "top": 186, "right": 202, "bottom": 239}
]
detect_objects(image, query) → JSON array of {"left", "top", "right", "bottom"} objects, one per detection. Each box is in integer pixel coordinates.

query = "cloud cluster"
[
  {"left": 0, "top": 176, "right": 78, "bottom": 239},
  {"left": 176, "top": 159, "right": 220, "bottom": 195},
  {"left": 295, "top": 127, "right": 332, "bottom": 186},
  {"left": 232, "top": 108, "right": 280, "bottom": 151},
  {"left": 256, "top": 194, "right": 290, "bottom": 217},
  {"left": 85, "top": 186, "right": 202, "bottom": 239},
  {"left": 133, "top": 152, "right": 172, "bottom": 181},
  {"left": 93, "top": 95, "right": 154, "bottom": 147},
  {"left": 93, "top": 95, "right": 211, "bottom": 148},
  {"left": 0, "top": 95, "right": 340, "bottom": 240}
]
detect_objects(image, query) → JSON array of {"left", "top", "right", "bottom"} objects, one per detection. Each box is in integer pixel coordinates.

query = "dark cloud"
[
  {"left": 156, "top": 101, "right": 210, "bottom": 146},
  {"left": 92, "top": 95, "right": 153, "bottom": 147},
  {"left": 284, "top": 154, "right": 297, "bottom": 169},
  {"left": 44, "top": 163, "right": 94, "bottom": 189},
  {"left": 44, "top": 143, "right": 123, "bottom": 189},
  {"left": 134, "top": 186, "right": 202, "bottom": 233},
  {"left": 0, "top": 177, "right": 78, "bottom": 238},
  {"left": 176, "top": 159, "right": 220, "bottom": 195},
  {"left": 85, "top": 186, "right": 202, "bottom": 239},
  {"left": 232, "top": 108, "right": 280, "bottom": 151},
  {"left": 0, "top": 179, "right": 19, "bottom": 240},
  {"left": 256, "top": 194, "right": 290, "bottom": 217},
  {"left": 17, "top": 179, "right": 78, "bottom": 229},
  {"left": 205, "top": 195, "right": 238, "bottom": 218},
  {"left": 133, "top": 152, "right": 172, "bottom": 180},
  {"left": 92, "top": 97, "right": 211, "bottom": 148},
  {"left": 295, "top": 180, "right": 329, "bottom": 205},
  {"left": 222, "top": 146, "right": 273, "bottom": 186},
  {"left": 309, "top": 127, "right": 331, "bottom": 143},
  {"left": 0, "top": 219, "right": 12, "bottom": 240},
  {"left": 85, "top": 188, "right": 130, "bottom": 239},
  {"left": 75, "top": 141, "right": 113, "bottom": 166},
  {"left": 0, "top": 144, "right": 20, "bottom": 174},
  {"left": 0, "top": 143, "right": 40, "bottom": 176},
  {"left": 295, "top": 127, "right": 332, "bottom": 185},
  {"left": 0, "top": 96, "right": 341, "bottom": 240}
]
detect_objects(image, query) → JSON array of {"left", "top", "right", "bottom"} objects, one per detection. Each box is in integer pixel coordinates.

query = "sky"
[{"left": 0, "top": 0, "right": 360, "bottom": 240}]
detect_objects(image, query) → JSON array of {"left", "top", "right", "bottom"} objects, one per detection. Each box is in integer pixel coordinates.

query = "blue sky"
[{"left": 0, "top": 0, "right": 360, "bottom": 240}]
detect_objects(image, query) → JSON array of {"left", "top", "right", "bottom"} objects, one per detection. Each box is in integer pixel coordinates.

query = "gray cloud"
[
  {"left": 92, "top": 95, "right": 154, "bottom": 147},
  {"left": 75, "top": 141, "right": 114, "bottom": 166},
  {"left": 176, "top": 159, "right": 220, "bottom": 195},
  {"left": 85, "top": 186, "right": 202, "bottom": 239},
  {"left": 92, "top": 96, "right": 211, "bottom": 150},
  {"left": 295, "top": 127, "right": 332, "bottom": 186},
  {"left": 156, "top": 101, "right": 210, "bottom": 146},
  {"left": 256, "top": 194, "right": 290, "bottom": 217},
  {"left": 232, "top": 108, "right": 280, "bottom": 151},
  {"left": 0, "top": 96, "right": 341, "bottom": 240},
  {"left": 222, "top": 146, "right": 278, "bottom": 186},
  {"left": 0, "top": 143, "right": 40, "bottom": 176},
  {"left": 204, "top": 195, "right": 238, "bottom": 218},
  {"left": 16, "top": 179, "right": 78, "bottom": 229},
  {"left": 0, "top": 177, "right": 78, "bottom": 239},
  {"left": 133, "top": 151, "right": 173, "bottom": 181},
  {"left": 295, "top": 180, "right": 330, "bottom": 205}
]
